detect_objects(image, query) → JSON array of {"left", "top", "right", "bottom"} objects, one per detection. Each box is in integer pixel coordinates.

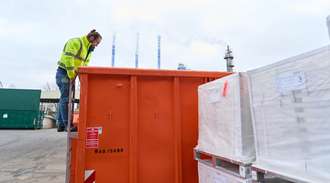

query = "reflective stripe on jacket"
[{"left": 58, "top": 36, "right": 92, "bottom": 79}]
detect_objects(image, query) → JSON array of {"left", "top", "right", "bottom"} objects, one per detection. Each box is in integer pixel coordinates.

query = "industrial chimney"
[
  {"left": 327, "top": 15, "right": 330, "bottom": 40},
  {"left": 224, "top": 45, "right": 234, "bottom": 72},
  {"left": 111, "top": 34, "right": 116, "bottom": 67}
]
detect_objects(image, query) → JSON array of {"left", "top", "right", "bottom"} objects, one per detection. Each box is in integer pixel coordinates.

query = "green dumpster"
[{"left": 0, "top": 88, "right": 43, "bottom": 129}]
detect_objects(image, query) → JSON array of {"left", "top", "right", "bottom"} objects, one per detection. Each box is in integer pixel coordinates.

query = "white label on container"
[
  {"left": 276, "top": 71, "right": 306, "bottom": 94},
  {"left": 2, "top": 114, "right": 8, "bottom": 119},
  {"left": 86, "top": 127, "right": 100, "bottom": 149}
]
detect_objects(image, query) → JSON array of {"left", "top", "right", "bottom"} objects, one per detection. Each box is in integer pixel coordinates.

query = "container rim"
[{"left": 78, "top": 67, "right": 231, "bottom": 78}]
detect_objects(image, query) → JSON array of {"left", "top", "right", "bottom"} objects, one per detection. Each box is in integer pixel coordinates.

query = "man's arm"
[{"left": 62, "top": 39, "right": 81, "bottom": 80}]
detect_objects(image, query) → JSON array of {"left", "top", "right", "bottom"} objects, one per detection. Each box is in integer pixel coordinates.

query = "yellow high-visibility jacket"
[{"left": 58, "top": 36, "right": 92, "bottom": 79}]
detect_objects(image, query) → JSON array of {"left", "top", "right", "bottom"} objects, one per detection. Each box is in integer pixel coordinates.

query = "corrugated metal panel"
[
  {"left": 0, "top": 89, "right": 41, "bottom": 110},
  {"left": 0, "top": 110, "right": 43, "bottom": 129},
  {"left": 69, "top": 67, "right": 231, "bottom": 183}
]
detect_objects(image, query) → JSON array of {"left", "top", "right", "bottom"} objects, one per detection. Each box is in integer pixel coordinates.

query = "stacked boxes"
[{"left": 248, "top": 45, "right": 330, "bottom": 183}]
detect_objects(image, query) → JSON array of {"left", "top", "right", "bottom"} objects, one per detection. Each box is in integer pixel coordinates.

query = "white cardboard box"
[
  {"left": 197, "top": 73, "right": 255, "bottom": 163},
  {"left": 248, "top": 45, "right": 330, "bottom": 183}
]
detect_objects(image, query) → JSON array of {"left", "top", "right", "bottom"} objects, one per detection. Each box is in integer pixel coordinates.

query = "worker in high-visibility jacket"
[{"left": 56, "top": 29, "right": 102, "bottom": 132}]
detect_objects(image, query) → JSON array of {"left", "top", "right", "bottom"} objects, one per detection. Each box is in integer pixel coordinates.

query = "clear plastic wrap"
[
  {"left": 198, "top": 162, "right": 252, "bottom": 183},
  {"left": 197, "top": 73, "right": 255, "bottom": 163},
  {"left": 248, "top": 45, "right": 330, "bottom": 183}
]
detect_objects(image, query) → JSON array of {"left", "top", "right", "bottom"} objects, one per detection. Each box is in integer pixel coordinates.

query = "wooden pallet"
[
  {"left": 194, "top": 149, "right": 252, "bottom": 179},
  {"left": 251, "top": 165, "right": 308, "bottom": 183}
]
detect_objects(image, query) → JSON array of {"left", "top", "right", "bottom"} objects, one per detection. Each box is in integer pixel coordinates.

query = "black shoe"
[
  {"left": 57, "top": 125, "right": 65, "bottom": 132},
  {"left": 65, "top": 126, "right": 77, "bottom": 132},
  {"left": 70, "top": 127, "right": 78, "bottom": 132}
]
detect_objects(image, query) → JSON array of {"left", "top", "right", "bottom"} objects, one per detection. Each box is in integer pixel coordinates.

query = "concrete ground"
[{"left": 0, "top": 129, "right": 66, "bottom": 183}]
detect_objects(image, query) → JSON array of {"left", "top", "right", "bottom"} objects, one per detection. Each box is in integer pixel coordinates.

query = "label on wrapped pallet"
[
  {"left": 86, "top": 127, "right": 100, "bottom": 149},
  {"left": 275, "top": 71, "right": 306, "bottom": 94},
  {"left": 222, "top": 80, "right": 229, "bottom": 97}
]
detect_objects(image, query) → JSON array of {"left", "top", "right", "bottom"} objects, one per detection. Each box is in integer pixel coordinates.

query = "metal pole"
[
  {"left": 157, "top": 35, "right": 161, "bottom": 69},
  {"left": 111, "top": 34, "right": 116, "bottom": 67},
  {"left": 65, "top": 80, "right": 75, "bottom": 183}
]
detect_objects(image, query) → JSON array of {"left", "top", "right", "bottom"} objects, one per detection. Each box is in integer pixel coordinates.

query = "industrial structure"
[
  {"left": 111, "top": 34, "right": 116, "bottom": 67},
  {"left": 224, "top": 45, "right": 234, "bottom": 72},
  {"left": 327, "top": 15, "right": 330, "bottom": 39},
  {"left": 135, "top": 33, "right": 140, "bottom": 68},
  {"left": 157, "top": 35, "right": 161, "bottom": 69}
]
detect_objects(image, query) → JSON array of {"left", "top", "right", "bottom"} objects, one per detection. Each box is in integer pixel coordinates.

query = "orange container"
[{"left": 69, "top": 67, "right": 230, "bottom": 183}]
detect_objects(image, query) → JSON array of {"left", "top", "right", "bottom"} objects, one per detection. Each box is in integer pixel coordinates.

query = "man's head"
[{"left": 87, "top": 29, "right": 102, "bottom": 47}]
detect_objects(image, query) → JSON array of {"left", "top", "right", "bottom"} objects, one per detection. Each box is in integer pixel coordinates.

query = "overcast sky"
[{"left": 0, "top": 0, "right": 329, "bottom": 89}]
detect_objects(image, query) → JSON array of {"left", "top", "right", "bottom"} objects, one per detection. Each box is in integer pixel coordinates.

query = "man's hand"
[{"left": 70, "top": 71, "right": 78, "bottom": 83}]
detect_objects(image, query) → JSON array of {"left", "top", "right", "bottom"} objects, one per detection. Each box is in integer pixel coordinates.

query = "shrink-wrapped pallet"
[
  {"left": 248, "top": 45, "right": 330, "bottom": 183},
  {"left": 197, "top": 73, "right": 255, "bottom": 163}
]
